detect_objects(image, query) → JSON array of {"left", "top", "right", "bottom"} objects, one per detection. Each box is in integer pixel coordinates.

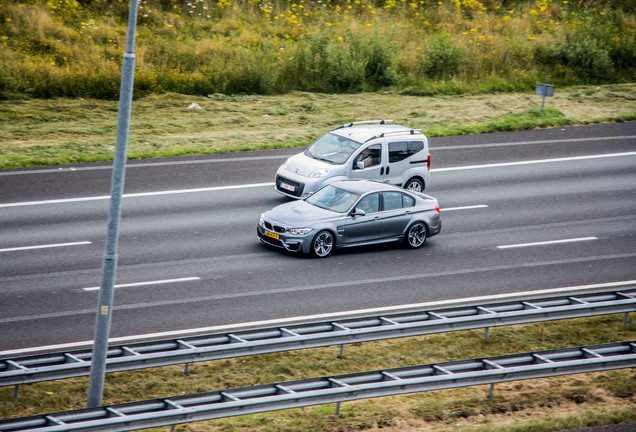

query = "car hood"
[
  {"left": 283, "top": 153, "right": 332, "bottom": 177},
  {"left": 265, "top": 200, "right": 342, "bottom": 226}
]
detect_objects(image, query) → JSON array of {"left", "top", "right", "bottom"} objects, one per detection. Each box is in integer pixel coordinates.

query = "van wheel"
[
  {"left": 311, "top": 231, "right": 335, "bottom": 258},
  {"left": 405, "top": 222, "right": 427, "bottom": 249},
  {"left": 405, "top": 178, "right": 424, "bottom": 192}
]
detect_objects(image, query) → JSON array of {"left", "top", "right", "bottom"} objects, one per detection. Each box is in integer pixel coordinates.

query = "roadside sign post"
[
  {"left": 86, "top": 0, "right": 139, "bottom": 408},
  {"left": 535, "top": 83, "right": 555, "bottom": 111}
]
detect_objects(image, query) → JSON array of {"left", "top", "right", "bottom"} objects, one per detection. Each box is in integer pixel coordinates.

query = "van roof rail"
[
  {"left": 363, "top": 129, "right": 423, "bottom": 143},
  {"left": 331, "top": 119, "right": 393, "bottom": 131}
]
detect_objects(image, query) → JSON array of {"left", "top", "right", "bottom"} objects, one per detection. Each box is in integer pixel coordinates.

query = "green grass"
[
  {"left": 1, "top": 83, "right": 635, "bottom": 169},
  {"left": 1, "top": 315, "right": 635, "bottom": 431},
  {"left": 0, "top": 0, "right": 634, "bottom": 99}
]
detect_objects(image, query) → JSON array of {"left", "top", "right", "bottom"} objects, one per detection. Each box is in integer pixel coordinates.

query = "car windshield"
[
  {"left": 304, "top": 133, "right": 360, "bottom": 165},
  {"left": 306, "top": 185, "right": 360, "bottom": 213}
]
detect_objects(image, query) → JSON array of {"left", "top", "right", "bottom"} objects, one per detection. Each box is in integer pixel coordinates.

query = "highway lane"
[{"left": 1, "top": 122, "right": 635, "bottom": 352}]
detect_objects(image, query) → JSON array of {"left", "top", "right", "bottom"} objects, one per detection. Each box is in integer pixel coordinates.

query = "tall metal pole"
[{"left": 86, "top": 0, "right": 139, "bottom": 408}]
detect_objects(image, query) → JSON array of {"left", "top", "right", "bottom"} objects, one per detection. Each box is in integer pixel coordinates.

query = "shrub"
[
  {"left": 535, "top": 37, "right": 614, "bottom": 82},
  {"left": 420, "top": 32, "right": 465, "bottom": 80}
]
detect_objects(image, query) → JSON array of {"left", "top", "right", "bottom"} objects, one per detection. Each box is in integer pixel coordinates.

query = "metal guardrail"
[
  {"left": 2, "top": 289, "right": 635, "bottom": 387},
  {"left": 1, "top": 341, "right": 634, "bottom": 432}
]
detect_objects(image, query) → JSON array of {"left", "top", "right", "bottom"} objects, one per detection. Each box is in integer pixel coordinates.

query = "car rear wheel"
[
  {"left": 405, "top": 177, "right": 424, "bottom": 192},
  {"left": 311, "top": 230, "right": 335, "bottom": 258},
  {"left": 405, "top": 222, "right": 427, "bottom": 248}
]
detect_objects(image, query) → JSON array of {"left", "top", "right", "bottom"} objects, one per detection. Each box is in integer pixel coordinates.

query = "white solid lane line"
[
  {"left": 0, "top": 182, "right": 273, "bottom": 208},
  {"left": 497, "top": 237, "right": 598, "bottom": 249},
  {"left": 433, "top": 151, "right": 636, "bottom": 172},
  {"left": 2, "top": 279, "right": 635, "bottom": 357},
  {"left": 82, "top": 277, "right": 201, "bottom": 291},
  {"left": 0, "top": 241, "right": 92, "bottom": 253},
  {"left": 1, "top": 151, "right": 634, "bottom": 209}
]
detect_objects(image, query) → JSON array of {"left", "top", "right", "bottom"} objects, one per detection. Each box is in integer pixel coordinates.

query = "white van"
[{"left": 275, "top": 120, "right": 431, "bottom": 199}]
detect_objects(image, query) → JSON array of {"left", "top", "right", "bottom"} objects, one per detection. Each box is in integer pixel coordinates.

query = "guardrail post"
[
  {"left": 184, "top": 363, "right": 190, "bottom": 376},
  {"left": 335, "top": 402, "right": 341, "bottom": 416},
  {"left": 624, "top": 312, "right": 630, "bottom": 327},
  {"left": 338, "top": 344, "right": 345, "bottom": 358},
  {"left": 484, "top": 327, "right": 490, "bottom": 340},
  {"left": 13, "top": 384, "right": 19, "bottom": 398},
  {"left": 488, "top": 383, "right": 495, "bottom": 398}
]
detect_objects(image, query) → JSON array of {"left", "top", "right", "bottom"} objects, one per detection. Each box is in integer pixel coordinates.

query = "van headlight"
[
  {"left": 310, "top": 168, "right": 330, "bottom": 178},
  {"left": 289, "top": 227, "right": 313, "bottom": 235}
]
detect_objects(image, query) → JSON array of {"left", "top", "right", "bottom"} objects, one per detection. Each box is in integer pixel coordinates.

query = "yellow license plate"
[{"left": 265, "top": 230, "right": 279, "bottom": 240}]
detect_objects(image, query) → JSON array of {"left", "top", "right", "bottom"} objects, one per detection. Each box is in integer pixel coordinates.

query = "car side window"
[
  {"left": 388, "top": 141, "right": 424, "bottom": 163},
  {"left": 403, "top": 194, "right": 415, "bottom": 207},
  {"left": 356, "top": 193, "right": 380, "bottom": 214},
  {"left": 354, "top": 143, "right": 381, "bottom": 169},
  {"left": 382, "top": 192, "right": 404, "bottom": 211}
]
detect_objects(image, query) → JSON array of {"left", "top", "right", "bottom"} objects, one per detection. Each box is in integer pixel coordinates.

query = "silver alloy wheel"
[
  {"left": 406, "top": 222, "right": 427, "bottom": 248},
  {"left": 312, "top": 231, "right": 334, "bottom": 257},
  {"left": 405, "top": 178, "right": 424, "bottom": 192}
]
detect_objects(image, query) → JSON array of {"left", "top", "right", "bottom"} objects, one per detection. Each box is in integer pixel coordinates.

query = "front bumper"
[
  {"left": 256, "top": 225, "right": 312, "bottom": 254},
  {"left": 275, "top": 171, "right": 326, "bottom": 199}
]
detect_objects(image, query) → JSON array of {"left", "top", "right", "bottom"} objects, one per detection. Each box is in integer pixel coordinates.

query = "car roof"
[
  {"left": 329, "top": 179, "right": 408, "bottom": 195},
  {"left": 330, "top": 123, "right": 422, "bottom": 144}
]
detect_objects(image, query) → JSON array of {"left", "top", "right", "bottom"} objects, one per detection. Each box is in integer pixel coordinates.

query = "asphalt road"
[{"left": 1, "top": 122, "right": 635, "bottom": 354}]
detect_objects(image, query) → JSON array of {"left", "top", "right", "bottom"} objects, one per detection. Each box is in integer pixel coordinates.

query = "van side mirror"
[{"left": 356, "top": 161, "right": 365, "bottom": 170}]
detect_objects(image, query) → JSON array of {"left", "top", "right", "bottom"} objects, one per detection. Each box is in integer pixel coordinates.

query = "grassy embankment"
[
  {"left": 1, "top": 0, "right": 635, "bottom": 99},
  {"left": 1, "top": 0, "right": 635, "bottom": 168},
  {"left": 1, "top": 316, "right": 635, "bottom": 431},
  {"left": 1, "top": 83, "right": 635, "bottom": 169}
]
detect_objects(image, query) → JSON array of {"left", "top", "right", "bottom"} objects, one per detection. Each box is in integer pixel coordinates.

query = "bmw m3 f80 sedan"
[{"left": 258, "top": 179, "right": 441, "bottom": 258}]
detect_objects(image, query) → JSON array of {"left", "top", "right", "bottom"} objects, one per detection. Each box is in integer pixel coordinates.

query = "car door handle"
[{"left": 386, "top": 166, "right": 390, "bottom": 175}]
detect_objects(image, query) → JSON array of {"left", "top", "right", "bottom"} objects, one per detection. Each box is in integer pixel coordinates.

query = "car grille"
[
  {"left": 263, "top": 221, "right": 286, "bottom": 233},
  {"left": 276, "top": 175, "right": 304, "bottom": 198}
]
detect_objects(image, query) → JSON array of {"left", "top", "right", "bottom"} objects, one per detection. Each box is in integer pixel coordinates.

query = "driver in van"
[{"left": 357, "top": 148, "right": 373, "bottom": 168}]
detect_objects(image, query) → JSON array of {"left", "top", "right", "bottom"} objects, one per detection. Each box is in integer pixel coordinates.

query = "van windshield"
[{"left": 304, "top": 133, "right": 360, "bottom": 165}]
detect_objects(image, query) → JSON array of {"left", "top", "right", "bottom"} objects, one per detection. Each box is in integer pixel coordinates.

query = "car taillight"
[
  {"left": 435, "top": 204, "right": 440, "bottom": 213},
  {"left": 427, "top": 153, "right": 431, "bottom": 170}
]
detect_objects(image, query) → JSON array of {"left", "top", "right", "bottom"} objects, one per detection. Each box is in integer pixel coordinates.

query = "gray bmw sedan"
[{"left": 258, "top": 179, "right": 441, "bottom": 258}]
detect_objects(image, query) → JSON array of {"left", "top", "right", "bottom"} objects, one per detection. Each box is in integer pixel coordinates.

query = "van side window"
[
  {"left": 389, "top": 141, "right": 424, "bottom": 163},
  {"left": 354, "top": 144, "right": 381, "bottom": 169}
]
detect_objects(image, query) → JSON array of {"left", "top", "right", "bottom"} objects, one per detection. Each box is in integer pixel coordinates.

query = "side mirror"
[
  {"left": 351, "top": 208, "right": 366, "bottom": 217},
  {"left": 356, "top": 161, "right": 365, "bottom": 170}
]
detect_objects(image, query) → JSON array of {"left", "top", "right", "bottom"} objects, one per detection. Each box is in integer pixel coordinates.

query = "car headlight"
[
  {"left": 310, "top": 168, "right": 330, "bottom": 178},
  {"left": 259, "top": 214, "right": 265, "bottom": 228},
  {"left": 289, "top": 227, "right": 313, "bottom": 235}
]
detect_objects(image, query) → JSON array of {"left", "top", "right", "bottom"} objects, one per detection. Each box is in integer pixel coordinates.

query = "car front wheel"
[
  {"left": 404, "top": 178, "right": 424, "bottom": 192},
  {"left": 405, "top": 222, "right": 427, "bottom": 248},
  {"left": 311, "top": 230, "right": 335, "bottom": 258}
]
